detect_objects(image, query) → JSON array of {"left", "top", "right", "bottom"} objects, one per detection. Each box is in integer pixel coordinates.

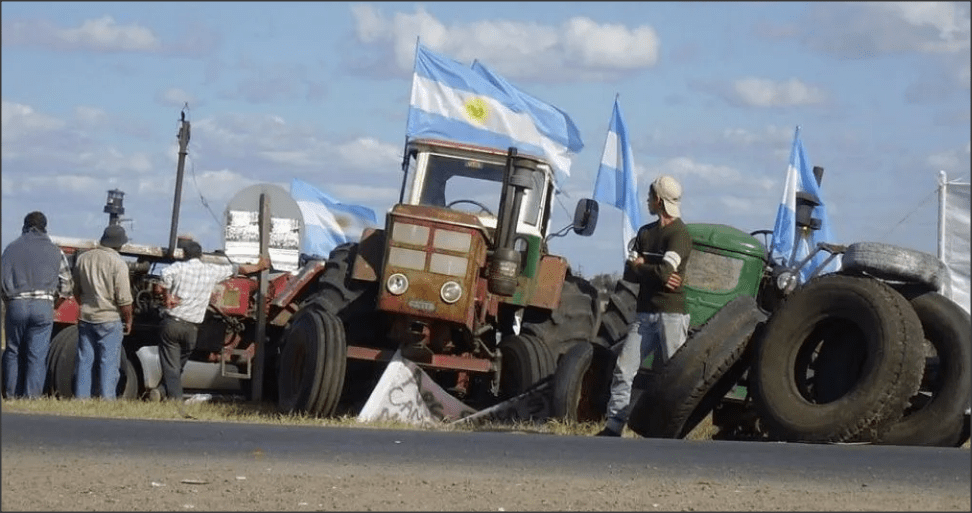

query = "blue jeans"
[
  {"left": 2, "top": 298, "right": 54, "bottom": 398},
  {"left": 604, "top": 312, "right": 690, "bottom": 433},
  {"left": 74, "top": 320, "right": 124, "bottom": 399}
]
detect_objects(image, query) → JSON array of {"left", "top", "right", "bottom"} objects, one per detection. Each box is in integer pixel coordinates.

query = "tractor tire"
[
  {"left": 752, "top": 274, "right": 925, "bottom": 443},
  {"left": 596, "top": 279, "right": 639, "bottom": 348},
  {"left": 519, "top": 272, "right": 600, "bottom": 360},
  {"left": 311, "top": 243, "right": 381, "bottom": 346},
  {"left": 47, "top": 324, "right": 138, "bottom": 400},
  {"left": 842, "top": 242, "right": 947, "bottom": 291},
  {"left": 309, "top": 308, "right": 348, "bottom": 417},
  {"left": 498, "top": 334, "right": 554, "bottom": 400},
  {"left": 627, "top": 296, "right": 765, "bottom": 439},
  {"left": 277, "top": 305, "right": 327, "bottom": 414},
  {"left": 550, "top": 341, "right": 613, "bottom": 422},
  {"left": 875, "top": 289, "right": 971, "bottom": 447}
]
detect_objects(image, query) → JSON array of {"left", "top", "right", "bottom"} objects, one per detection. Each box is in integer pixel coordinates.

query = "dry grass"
[{"left": 0, "top": 395, "right": 718, "bottom": 440}]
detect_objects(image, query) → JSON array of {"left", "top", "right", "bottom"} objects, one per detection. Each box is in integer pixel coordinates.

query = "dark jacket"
[
  {"left": 1, "top": 229, "right": 66, "bottom": 300},
  {"left": 623, "top": 218, "right": 692, "bottom": 314}
]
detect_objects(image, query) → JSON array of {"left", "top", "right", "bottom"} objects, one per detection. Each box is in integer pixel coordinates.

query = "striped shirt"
[{"left": 160, "top": 259, "right": 236, "bottom": 324}]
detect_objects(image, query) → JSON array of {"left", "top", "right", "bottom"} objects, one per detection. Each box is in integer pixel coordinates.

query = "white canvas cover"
[{"left": 940, "top": 172, "right": 970, "bottom": 314}]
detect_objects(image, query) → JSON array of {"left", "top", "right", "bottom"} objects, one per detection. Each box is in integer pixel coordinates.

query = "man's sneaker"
[{"left": 595, "top": 426, "right": 621, "bottom": 437}]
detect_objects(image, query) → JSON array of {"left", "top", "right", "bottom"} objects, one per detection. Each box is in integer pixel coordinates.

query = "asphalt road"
[{"left": 3, "top": 411, "right": 969, "bottom": 495}]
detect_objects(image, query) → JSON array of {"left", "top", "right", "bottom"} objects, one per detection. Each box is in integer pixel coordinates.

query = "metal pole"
[
  {"left": 251, "top": 193, "right": 271, "bottom": 403},
  {"left": 938, "top": 170, "right": 947, "bottom": 261},
  {"left": 167, "top": 112, "right": 191, "bottom": 258}
]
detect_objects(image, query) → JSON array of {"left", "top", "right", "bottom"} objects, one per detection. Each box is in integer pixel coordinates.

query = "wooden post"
[{"left": 251, "top": 193, "right": 271, "bottom": 403}]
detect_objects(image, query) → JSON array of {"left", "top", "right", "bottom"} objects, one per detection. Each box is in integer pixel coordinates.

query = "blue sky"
[{"left": 2, "top": 2, "right": 969, "bottom": 278}]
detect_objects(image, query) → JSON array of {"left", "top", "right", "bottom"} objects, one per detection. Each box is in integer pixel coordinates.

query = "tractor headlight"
[
  {"left": 440, "top": 281, "right": 462, "bottom": 304},
  {"left": 386, "top": 273, "right": 409, "bottom": 295},
  {"left": 776, "top": 271, "right": 798, "bottom": 295}
]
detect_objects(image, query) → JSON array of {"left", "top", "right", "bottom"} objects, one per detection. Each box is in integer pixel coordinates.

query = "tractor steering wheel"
[{"left": 446, "top": 199, "right": 495, "bottom": 217}]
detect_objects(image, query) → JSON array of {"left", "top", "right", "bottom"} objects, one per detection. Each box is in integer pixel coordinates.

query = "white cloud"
[
  {"left": 158, "top": 88, "right": 197, "bottom": 109},
  {"left": 794, "top": 2, "right": 970, "bottom": 58},
  {"left": 731, "top": 77, "right": 826, "bottom": 108},
  {"left": 654, "top": 156, "right": 743, "bottom": 183},
  {"left": 2, "top": 15, "right": 160, "bottom": 52},
  {"left": 73, "top": 106, "right": 109, "bottom": 126},
  {"left": 1, "top": 100, "right": 66, "bottom": 135},
  {"left": 349, "top": 4, "right": 660, "bottom": 81},
  {"left": 877, "top": 2, "right": 971, "bottom": 54},
  {"left": 722, "top": 125, "right": 793, "bottom": 146},
  {"left": 927, "top": 141, "right": 972, "bottom": 172}
]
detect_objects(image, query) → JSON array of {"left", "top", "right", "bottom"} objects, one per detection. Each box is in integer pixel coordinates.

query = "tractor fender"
[{"left": 351, "top": 228, "right": 385, "bottom": 282}]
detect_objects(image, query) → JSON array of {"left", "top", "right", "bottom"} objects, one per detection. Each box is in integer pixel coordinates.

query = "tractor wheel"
[
  {"left": 627, "top": 296, "right": 765, "bottom": 439},
  {"left": 277, "top": 305, "right": 326, "bottom": 414},
  {"left": 312, "top": 243, "right": 381, "bottom": 345},
  {"left": 498, "top": 334, "right": 554, "bottom": 400},
  {"left": 518, "top": 272, "right": 600, "bottom": 361},
  {"left": 752, "top": 275, "right": 925, "bottom": 443},
  {"left": 277, "top": 303, "right": 346, "bottom": 417},
  {"left": 309, "top": 309, "right": 348, "bottom": 417},
  {"left": 596, "top": 279, "right": 639, "bottom": 348},
  {"left": 47, "top": 324, "right": 138, "bottom": 400},
  {"left": 550, "top": 342, "right": 614, "bottom": 423},
  {"left": 875, "top": 289, "right": 971, "bottom": 447},
  {"left": 842, "top": 242, "right": 947, "bottom": 291}
]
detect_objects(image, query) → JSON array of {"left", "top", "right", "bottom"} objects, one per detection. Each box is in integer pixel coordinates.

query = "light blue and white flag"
[
  {"left": 290, "top": 178, "right": 379, "bottom": 260},
  {"left": 406, "top": 44, "right": 583, "bottom": 178},
  {"left": 593, "top": 97, "right": 641, "bottom": 263},
  {"left": 770, "top": 126, "right": 840, "bottom": 284}
]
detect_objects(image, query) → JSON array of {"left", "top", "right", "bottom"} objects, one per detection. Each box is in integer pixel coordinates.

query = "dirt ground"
[{"left": 3, "top": 445, "right": 969, "bottom": 511}]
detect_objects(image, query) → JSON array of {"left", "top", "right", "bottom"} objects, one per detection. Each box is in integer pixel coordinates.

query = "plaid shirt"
[{"left": 160, "top": 258, "right": 235, "bottom": 324}]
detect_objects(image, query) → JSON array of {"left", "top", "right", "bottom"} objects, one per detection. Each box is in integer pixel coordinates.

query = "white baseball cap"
[{"left": 651, "top": 175, "right": 682, "bottom": 218}]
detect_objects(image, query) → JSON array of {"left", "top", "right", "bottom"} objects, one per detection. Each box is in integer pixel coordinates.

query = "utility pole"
[{"left": 167, "top": 109, "right": 191, "bottom": 259}]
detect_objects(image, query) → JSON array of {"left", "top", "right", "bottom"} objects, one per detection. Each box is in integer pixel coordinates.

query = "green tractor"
[{"left": 557, "top": 210, "right": 971, "bottom": 446}]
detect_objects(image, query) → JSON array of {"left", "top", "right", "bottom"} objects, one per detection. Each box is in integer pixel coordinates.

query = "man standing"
[
  {"left": 73, "top": 224, "right": 134, "bottom": 400},
  {"left": 155, "top": 238, "right": 268, "bottom": 402},
  {"left": 598, "top": 175, "right": 693, "bottom": 437},
  {"left": 2, "top": 211, "right": 73, "bottom": 398}
]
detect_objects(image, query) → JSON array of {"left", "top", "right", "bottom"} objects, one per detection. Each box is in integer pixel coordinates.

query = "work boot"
[{"left": 595, "top": 426, "right": 621, "bottom": 437}]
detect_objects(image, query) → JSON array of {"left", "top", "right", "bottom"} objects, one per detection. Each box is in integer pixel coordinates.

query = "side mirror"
[{"left": 573, "top": 199, "right": 598, "bottom": 236}]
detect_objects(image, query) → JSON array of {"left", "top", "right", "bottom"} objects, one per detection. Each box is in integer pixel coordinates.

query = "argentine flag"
[
  {"left": 593, "top": 97, "right": 641, "bottom": 263},
  {"left": 770, "top": 126, "right": 840, "bottom": 284},
  {"left": 290, "top": 178, "right": 379, "bottom": 261},
  {"left": 406, "top": 44, "right": 583, "bottom": 178}
]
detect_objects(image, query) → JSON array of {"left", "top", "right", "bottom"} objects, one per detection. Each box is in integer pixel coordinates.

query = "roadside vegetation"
[{"left": 0, "top": 395, "right": 719, "bottom": 440}]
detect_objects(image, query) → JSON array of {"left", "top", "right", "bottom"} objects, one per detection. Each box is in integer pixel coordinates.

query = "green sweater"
[{"left": 623, "top": 218, "right": 692, "bottom": 314}]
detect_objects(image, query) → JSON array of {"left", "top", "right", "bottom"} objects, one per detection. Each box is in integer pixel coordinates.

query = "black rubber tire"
[
  {"left": 595, "top": 279, "right": 639, "bottom": 348},
  {"left": 550, "top": 341, "right": 593, "bottom": 421},
  {"left": 277, "top": 305, "right": 328, "bottom": 414},
  {"left": 519, "top": 272, "right": 600, "bottom": 360},
  {"left": 627, "top": 296, "right": 766, "bottom": 439},
  {"left": 498, "top": 334, "right": 554, "bottom": 400},
  {"left": 312, "top": 243, "right": 381, "bottom": 345},
  {"left": 875, "top": 290, "right": 972, "bottom": 447},
  {"left": 752, "top": 274, "right": 925, "bottom": 443},
  {"left": 47, "top": 324, "right": 138, "bottom": 400},
  {"left": 842, "top": 242, "right": 948, "bottom": 291},
  {"left": 308, "top": 308, "right": 347, "bottom": 417}
]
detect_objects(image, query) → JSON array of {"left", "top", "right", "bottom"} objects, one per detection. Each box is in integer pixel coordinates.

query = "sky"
[{"left": 2, "top": 1, "right": 969, "bottom": 278}]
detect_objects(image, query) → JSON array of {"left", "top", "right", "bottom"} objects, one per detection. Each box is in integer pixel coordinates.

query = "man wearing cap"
[
  {"left": 153, "top": 237, "right": 268, "bottom": 403},
  {"left": 598, "top": 175, "right": 693, "bottom": 437},
  {"left": 2, "top": 211, "right": 74, "bottom": 398},
  {"left": 72, "top": 224, "right": 134, "bottom": 399}
]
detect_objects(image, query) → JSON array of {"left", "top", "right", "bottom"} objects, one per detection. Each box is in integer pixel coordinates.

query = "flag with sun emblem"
[
  {"left": 406, "top": 44, "right": 583, "bottom": 178},
  {"left": 290, "top": 178, "right": 378, "bottom": 261}
]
